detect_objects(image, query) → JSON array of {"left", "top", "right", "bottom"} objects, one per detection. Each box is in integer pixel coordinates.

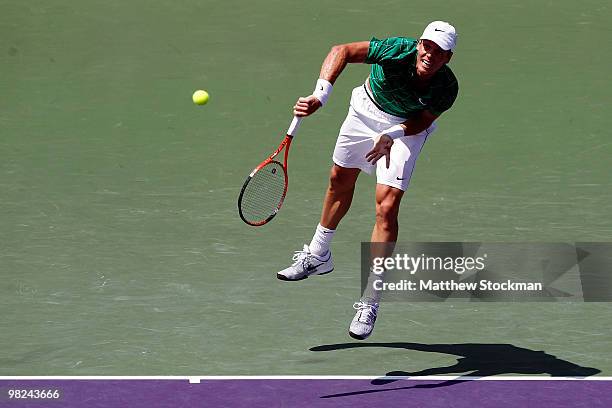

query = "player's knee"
[
  {"left": 376, "top": 201, "right": 399, "bottom": 220},
  {"left": 329, "top": 166, "right": 356, "bottom": 193},
  {"left": 375, "top": 198, "right": 400, "bottom": 230}
]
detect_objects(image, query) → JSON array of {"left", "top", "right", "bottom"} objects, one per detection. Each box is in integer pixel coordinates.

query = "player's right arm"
[
  {"left": 319, "top": 41, "right": 370, "bottom": 84},
  {"left": 294, "top": 41, "right": 370, "bottom": 117}
]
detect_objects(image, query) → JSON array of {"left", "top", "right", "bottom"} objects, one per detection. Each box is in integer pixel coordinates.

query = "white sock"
[
  {"left": 362, "top": 267, "right": 383, "bottom": 305},
  {"left": 309, "top": 223, "right": 335, "bottom": 257}
]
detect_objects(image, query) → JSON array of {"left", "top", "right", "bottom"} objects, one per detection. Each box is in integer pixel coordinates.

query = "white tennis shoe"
[
  {"left": 277, "top": 245, "right": 334, "bottom": 281},
  {"left": 349, "top": 301, "right": 379, "bottom": 340}
]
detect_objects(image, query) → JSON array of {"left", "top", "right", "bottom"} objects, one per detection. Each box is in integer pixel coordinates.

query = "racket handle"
[{"left": 287, "top": 116, "right": 303, "bottom": 137}]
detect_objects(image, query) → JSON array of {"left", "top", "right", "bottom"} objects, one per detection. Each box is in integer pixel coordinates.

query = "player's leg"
[
  {"left": 348, "top": 184, "right": 403, "bottom": 340},
  {"left": 319, "top": 164, "right": 361, "bottom": 230},
  {"left": 350, "top": 128, "right": 431, "bottom": 339},
  {"left": 365, "top": 184, "right": 404, "bottom": 299},
  {"left": 371, "top": 183, "right": 404, "bottom": 243},
  {"left": 307, "top": 164, "right": 360, "bottom": 257}
]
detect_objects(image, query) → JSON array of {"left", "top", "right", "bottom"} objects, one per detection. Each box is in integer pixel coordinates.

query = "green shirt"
[{"left": 365, "top": 36, "right": 458, "bottom": 118}]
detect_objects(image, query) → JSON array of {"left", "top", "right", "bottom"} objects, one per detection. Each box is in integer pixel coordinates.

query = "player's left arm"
[
  {"left": 366, "top": 110, "right": 439, "bottom": 168},
  {"left": 399, "top": 109, "right": 439, "bottom": 136}
]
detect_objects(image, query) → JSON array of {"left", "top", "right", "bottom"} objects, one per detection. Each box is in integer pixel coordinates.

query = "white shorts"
[{"left": 332, "top": 85, "right": 436, "bottom": 191}]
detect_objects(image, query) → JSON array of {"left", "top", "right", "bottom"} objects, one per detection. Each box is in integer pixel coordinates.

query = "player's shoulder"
[
  {"left": 429, "top": 65, "right": 459, "bottom": 114},
  {"left": 367, "top": 36, "right": 418, "bottom": 64},
  {"left": 435, "top": 65, "right": 459, "bottom": 92},
  {"left": 371, "top": 36, "right": 418, "bottom": 48}
]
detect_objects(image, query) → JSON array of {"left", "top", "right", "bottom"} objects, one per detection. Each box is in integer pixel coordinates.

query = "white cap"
[{"left": 420, "top": 21, "right": 457, "bottom": 51}]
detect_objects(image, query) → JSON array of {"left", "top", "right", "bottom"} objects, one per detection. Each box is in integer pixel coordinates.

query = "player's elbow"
[
  {"left": 329, "top": 44, "right": 349, "bottom": 61},
  {"left": 333, "top": 42, "right": 369, "bottom": 63}
]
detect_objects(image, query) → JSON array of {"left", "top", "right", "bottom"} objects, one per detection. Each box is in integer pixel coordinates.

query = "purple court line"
[{"left": 1, "top": 379, "right": 611, "bottom": 408}]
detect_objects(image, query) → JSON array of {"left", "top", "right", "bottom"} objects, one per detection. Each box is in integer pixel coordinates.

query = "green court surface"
[{"left": 1, "top": 0, "right": 611, "bottom": 376}]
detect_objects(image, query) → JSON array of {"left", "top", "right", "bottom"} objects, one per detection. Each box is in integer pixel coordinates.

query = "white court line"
[{"left": 1, "top": 376, "right": 612, "bottom": 383}]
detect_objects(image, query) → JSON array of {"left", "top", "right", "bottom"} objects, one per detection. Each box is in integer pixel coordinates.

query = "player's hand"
[
  {"left": 293, "top": 95, "right": 322, "bottom": 117},
  {"left": 366, "top": 134, "right": 394, "bottom": 168}
]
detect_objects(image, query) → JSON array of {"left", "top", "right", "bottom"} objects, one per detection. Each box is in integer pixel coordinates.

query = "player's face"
[{"left": 416, "top": 39, "right": 452, "bottom": 78}]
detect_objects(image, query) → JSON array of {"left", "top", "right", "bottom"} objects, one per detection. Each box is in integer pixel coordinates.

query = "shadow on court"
[{"left": 309, "top": 342, "right": 601, "bottom": 398}]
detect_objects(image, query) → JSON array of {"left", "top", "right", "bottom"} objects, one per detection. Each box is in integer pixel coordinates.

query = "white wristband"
[
  {"left": 383, "top": 125, "right": 405, "bottom": 140},
  {"left": 312, "top": 78, "right": 333, "bottom": 106}
]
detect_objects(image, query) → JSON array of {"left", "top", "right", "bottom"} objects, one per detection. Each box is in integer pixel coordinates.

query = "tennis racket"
[{"left": 238, "top": 116, "right": 303, "bottom": 226}]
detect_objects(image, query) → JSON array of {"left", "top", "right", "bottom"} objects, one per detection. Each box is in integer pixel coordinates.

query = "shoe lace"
[
  {"left": 292, "top": 247, "right": 315, "bottom": 270},
  {"left": 353, "top": 302, "right": 378, "bottom": 324}
]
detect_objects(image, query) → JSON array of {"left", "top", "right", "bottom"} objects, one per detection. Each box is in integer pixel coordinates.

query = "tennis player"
[{"left": 277, "top": 21, "right": 459, "bottom": 339}]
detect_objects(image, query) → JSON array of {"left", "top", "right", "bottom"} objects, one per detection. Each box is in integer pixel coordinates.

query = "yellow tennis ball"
[{"left": 192, "top": 90, "right": 209, "bottom": 105}]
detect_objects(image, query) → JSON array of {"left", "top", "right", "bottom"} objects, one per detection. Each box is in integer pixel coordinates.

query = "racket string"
[{"left": 240, "top": 162, "right": 287, "bottom": 224}]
